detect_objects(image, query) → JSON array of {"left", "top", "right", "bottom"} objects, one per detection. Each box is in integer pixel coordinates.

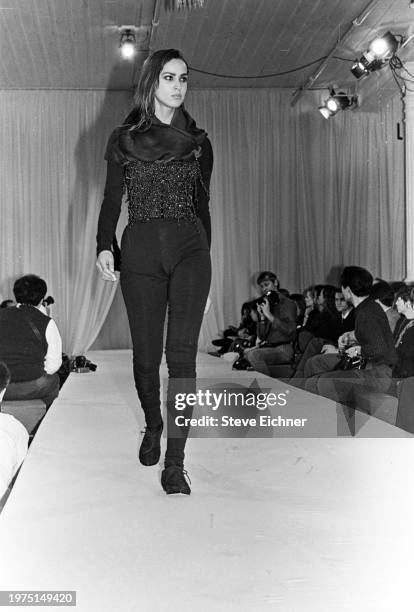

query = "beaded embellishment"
[{"left": 124, "top": 158, "right": 206, "bottom": 227}]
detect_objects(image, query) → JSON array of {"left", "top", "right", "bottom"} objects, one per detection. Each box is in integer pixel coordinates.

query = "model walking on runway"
[{"left": 96, "top": 49, "right": 213, "bottom": 494}]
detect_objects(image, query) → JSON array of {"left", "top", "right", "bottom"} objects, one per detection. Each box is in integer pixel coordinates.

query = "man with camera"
[
  {"left": 0, "top": 275, "right": 62, "bottom": 408},
  {"left": 246, "top": 272, "right": 297, "bottom": 376}
]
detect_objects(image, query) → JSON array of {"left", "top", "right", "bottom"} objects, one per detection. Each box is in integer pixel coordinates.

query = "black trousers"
[
  {"left": 120, "top": 218, "right": 211, "bottom": 466},
  {"left": 4, "top": 373, "right": 60, "bottom": 409}
]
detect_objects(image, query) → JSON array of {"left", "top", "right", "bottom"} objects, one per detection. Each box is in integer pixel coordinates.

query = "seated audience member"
[
  {"left": 371, "top": 280, "right": 401, "bottom": 333},
  {"left": 310, "top": 285, "right": 341, "bottom": 341},
  {"left": 393, "top": 286, "right": 414, "bottom": 432},
  {"left": 0, "top": 275, "right": 62, "bottom": 408},
  {"left": 305, "top": 266, "right": 396, "bottom": 404},
  {"left": 246, "top": 271, "right": 297, "bottom": 376},
  {"left": 289, "top": 294, "right": 306, "bottom": 328},
  {"left": 227, "top": 301, "right": 257, "bottom": 350},
  {"left": 295, "top": 285, "right": 343, "bottom": 356},
  {"left": 0, "top": 361, "right": 29, "bottom": 500},
  {"left": 392, "top": 285, "right": 414, "bottom": 380},
  {"left": 292, "top": 289, "right": 355, "bottom": 382},
  {"left": 301, "top": 285, "right": 318, "bottom": 328},
  {"left": 211, "top": 301, "right": 256, "bottom": 355}
]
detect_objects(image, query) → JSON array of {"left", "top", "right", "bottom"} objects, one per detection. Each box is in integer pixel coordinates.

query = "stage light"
[
  {"left": 119, "top": 28, "right": 136, "bottom": 59},
  {"left": 369, "top": 31, "right": 399, "bottom": 60},
  {"left": 318, "top": 106, "right": 332, "bottom": 120},
  {"left": 318, "top": 90, "right": 355, "bottom": 119},
  {"left": 351, "top": 31, "right": 400, "bottom": 79}
]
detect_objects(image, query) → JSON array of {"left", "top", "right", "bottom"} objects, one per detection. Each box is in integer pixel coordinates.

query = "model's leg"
[
  {"left": 155, "top": 221, "right": 210, "bottom": 495},
  {"left": 121, "top": 271, "right": 167, "bottom": 430},
  {"left": 120, "top": 223, "right": 168, "bottom": 458},
  {"left": 164, "top": 233, "right": 211, "bottom": 470}
]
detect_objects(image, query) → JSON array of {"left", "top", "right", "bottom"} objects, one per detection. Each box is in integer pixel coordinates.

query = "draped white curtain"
[
  {"left": 0, "top": 90, "right": 131, "bottom": 354},
  {"left": 0, "top": 88, "right": 405, "bottom": 354},
  {"left": 187, "top": 89, "right": 405, "bottom": 338}
]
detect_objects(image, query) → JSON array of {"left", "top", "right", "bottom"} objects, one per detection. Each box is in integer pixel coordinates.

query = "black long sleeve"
[
  {"left": 96, "top": 161, "right": 124, "bottom": 255},
  {"left": 355, "top": 299, "right": 397, "bottom": 366},
  {"left": 196, "top": 137, "right": 213, "bottom": 247}
]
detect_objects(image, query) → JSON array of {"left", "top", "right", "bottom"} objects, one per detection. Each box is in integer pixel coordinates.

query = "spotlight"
[
  {"left": 351, "top": 31, "right": 400, "bottom": 79},
  {"left": 369, "top": 31, "right": 399, "bottom": 60},
  {"left": 119, "top": 28, "right": 136, "bottom": 59},
  {"left": 350, "top": 53, "right": 381, "bottom": 79},
  {"left": 318, "top": 90, "right": 356, "bottom": 119}
]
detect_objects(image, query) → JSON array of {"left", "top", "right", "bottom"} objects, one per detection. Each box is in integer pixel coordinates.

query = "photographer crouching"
[
  {"left": 245, "top": 272, "right": 297, "bottom": 376},
  {"left": 0, "top": 275, "right": 62, "bottom": 409}
]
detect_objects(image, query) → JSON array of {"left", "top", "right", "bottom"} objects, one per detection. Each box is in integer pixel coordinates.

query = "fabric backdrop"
[
  {"left": 0, "top": 88, "right": 405, "bottom": 354},
  {"left": 0, "top": 90, "right": 131, "bottom": 354}
]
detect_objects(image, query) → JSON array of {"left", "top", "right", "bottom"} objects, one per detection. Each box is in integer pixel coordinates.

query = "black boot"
[
  {"left": 139, "top": 422, "right": 163, "bottom": 466},
  {"left": 161, "top": 465, "right": 191, "bottom": 495}
]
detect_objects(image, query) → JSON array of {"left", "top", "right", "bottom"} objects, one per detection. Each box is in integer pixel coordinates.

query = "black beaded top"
[{"left": 124, "top": 158, "right": 205, "bottom": 226}]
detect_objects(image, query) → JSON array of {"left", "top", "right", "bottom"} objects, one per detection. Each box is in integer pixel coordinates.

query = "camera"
[
  {"left": 72, "top": 355, "right": 97, "bottom": 373},
  {"left": 42, "top": 296, "right": 55, "bottom": 307},
  {"left": 336, "top": 352, "right": 367, "bottom": 371},
  {"left": 255, "top": 289, "right": 279, "bottom": 308},
  {"left": 231, "top": 338, "right": 253, "bottom": 354}
]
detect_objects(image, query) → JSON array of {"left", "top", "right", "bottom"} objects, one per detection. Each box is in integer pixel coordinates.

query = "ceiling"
[{"left": 0, "top": 0, "right": 413, "bottom": 108}]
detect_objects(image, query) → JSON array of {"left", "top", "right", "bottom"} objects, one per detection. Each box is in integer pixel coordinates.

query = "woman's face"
[
  {"left": 304, "top": 291, "right": 314, "bottom": 308},
  {"left": 316, "top": 289, "right": 325, "bottom": 308},
  {"left": 154, "top": 58, "right": 188, "bottom": 112}
]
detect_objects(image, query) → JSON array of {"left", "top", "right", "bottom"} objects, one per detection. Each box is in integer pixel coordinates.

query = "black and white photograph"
[{"left": 0, "top": 1, "right": 414, "bottom": 610}]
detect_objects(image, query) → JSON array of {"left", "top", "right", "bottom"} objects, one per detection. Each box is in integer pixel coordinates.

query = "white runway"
[{"left": 0, "top": 350, "right": 413, "bottom": 611}]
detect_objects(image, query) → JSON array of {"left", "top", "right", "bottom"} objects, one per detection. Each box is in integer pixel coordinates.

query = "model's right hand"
[{"left": 96, "top": 250, "right": 117, "bottom": 282}]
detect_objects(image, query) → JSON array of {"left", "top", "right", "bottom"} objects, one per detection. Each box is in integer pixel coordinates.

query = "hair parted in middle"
[{"left": 124, "top": 49, "right": 188, "bottom": 129}]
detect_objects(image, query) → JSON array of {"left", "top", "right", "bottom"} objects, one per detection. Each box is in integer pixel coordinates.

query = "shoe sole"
[{"left": 162, "top": 486, "right": 191, "bottom": 495}]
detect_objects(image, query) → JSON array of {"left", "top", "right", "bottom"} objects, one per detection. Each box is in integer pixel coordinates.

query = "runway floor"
[{"left": 0, "top": 350, "right": 413, "bottom": 611}]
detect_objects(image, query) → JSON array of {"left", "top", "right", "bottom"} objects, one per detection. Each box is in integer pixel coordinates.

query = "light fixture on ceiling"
[
  {"left": 351, "top": 31, "right": 400, "bottom": 79},
  {"left": 119, "top": 27, "right": 137, "bottom": 60},
  {"left": 318, "top": 90, "right": 358, "bottom": 119}
]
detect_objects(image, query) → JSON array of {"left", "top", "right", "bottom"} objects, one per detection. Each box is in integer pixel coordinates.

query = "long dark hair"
[
  {"left": 320, "top": 285, "right": 339, "bottom": 316},
  {"left": 124, "top": 49, "right": 188, "bottom": 129}
]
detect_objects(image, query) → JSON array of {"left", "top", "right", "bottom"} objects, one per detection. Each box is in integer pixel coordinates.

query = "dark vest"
[{"left": 0, "top": 305, "right": 50, "bottom": 382}]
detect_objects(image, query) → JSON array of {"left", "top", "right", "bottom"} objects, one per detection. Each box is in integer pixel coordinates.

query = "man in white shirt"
[{"left": 0, "top": 275, "right": 62, "bottom": 408}]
